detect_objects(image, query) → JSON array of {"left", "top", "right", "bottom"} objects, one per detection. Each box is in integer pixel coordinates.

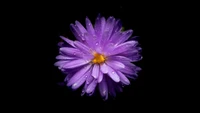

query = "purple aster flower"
[{"left": 54, "top": 15, "right": 142, "bottom": 100}]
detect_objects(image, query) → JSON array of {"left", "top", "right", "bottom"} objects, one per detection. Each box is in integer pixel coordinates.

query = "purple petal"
[
  {"left": 95, "top": 16, "right": 106, "bottom": 38},
  {"left": 70, "top": 24, "right": 82, "bottom": 41},
  {"left": 86, "top": 79, "right": 97, "bottom": 94},
  {"left": 86, "top": 74, "right": 94, "bottom": 85},
  {"left": 107, "top": 77, "right": 116, "bottom": 97},
  {"left": 126, "top": 73, "right": 138, "bottom": 79},
  {"left": 54, "top": 61, "right": 69, "bottom": 67},
  {"left": 104, "top": 16, "right": 115, "bottom": 39},
  {"left": 67, "top": 64, "right": 92, "bottom": 86},
  {"left": 60, "top": 36, "right": 75, "bottom": 47},
  {"left": 98, "top": 71, "right": 103, "bottom": 83},
  {"left": 81, "top": 83, "right": 87, "bottom": 96},
  {"left": 71, "top": 74, "right": 87, "bottom": 90},
  {"left": 81, "top": 33, "right": 95, "bottom": 49},
  {"left": 117, "top": 71, "right": 130, "bottom": 85},
  {"left": 107, "top": 56, "right": 132, "bottom": 62},
  {"left": 75, "top": 21, "right": 87, "bottom": 34},
  {"left": 100, "top": 63, "right": 108, "bottom": 74},
  {"left": 107, "top": 41, "right": 138, "bottom": 56},
  {"left": 106, "top": 60, "right": 125, "bottom": 70},
  {"left": 56, "top": 55, "right": 76, "bottom": 60},
  {"left": 119, "top": 49, "right": 140, "bottom": 61},
  {"left": 73, "top": 41, "right": 92, "bottom": 54},
  {"left": 107, "top": 66, "right": 120, "bottom": 82},
  {"left": 115, "top": 30, "right": 133, "bottom": 45},
  {"left": 85, "top": 17, "right": 95, "bottom": 35},
  {"left": 64, "top": 74, "right": 73, "bottom": 82},
  {"left": 98, "top": 77, "right": 108, "bottom": 99},
  {"left": 58, "top": 42, "right": 64, "bottom": 47},
  {"left": 112, "top": 19, "right": 122, "bottom": 34},
  {"left": 63, "top": 59, "right": 90, "bottom": 69},
  {"left": 92, "top": 64, "right": 99, "bottom": 79},
  {"left": 109, "top": 31, "right": 122, "bottom": 43},
  {"left": 131, "top": 54, "right": 143, "bottom": 62},
  {"left": 120, "top": 61, "right": 142, "bottom": 72},
  {"left": 60, "top": 47, "right": 83, "bottom": 57}
]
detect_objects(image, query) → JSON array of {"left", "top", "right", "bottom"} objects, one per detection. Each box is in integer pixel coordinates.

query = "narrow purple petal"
[
  {"left": 71, "top": 74, "right": 87, "bottom": 90},
  {"left": 98, "top": 77, "right": 108, "bottom": 99},
  {"left": 58, "top": 42, "right": 64, "bottom": 47},
  {"left": 107, "top": 41, "right": 138, "bottom": 56},
  {"left": 115, "top": 30, "right": 133, "bottom": 45},
  {"left": 86, "top": 79, "right": 97, "bottom": 94},
  {"left": 100, "top": 63, "right": 108, "bottom": 74},
  {"left": 109, "top": 32, "right": 121, "bottom": 43},
  {"left": 81, "top": 83, "right": 87, "bottom": 96},
  {"left": 114, "top": 83, "right": 123, "bottom": 92},
  {"left": 86, "top": 74, "right": 94, "bottom": 85},
  {"left": 106, "top": 60, "right": 125, "bottom": 70},
  {"left": 107, "top": 66, "right": 120, "bottom": 82},
  {"left": 104, "top": 16, "right": 115, "bottom": 39},
  {"left": 98, "top": 71, "right": 103, "bottom": 83},
  {"left": 95, "top": 16, "right": 106, "bottom": 38},
  {"left": 60, "top": 47, "right": 83, "bottom": 57},
  {"left": 67, "top": 64, "right": 92, "bottom": 86},
  {"left": 63, "top": 59, "right": 90, "bottom": 69},
  {"left": 107, "top": 56, "right": 132, "bottom": 62},
  {"left": 56, "top": 55, "right": 76, "bottom": 60},
  {"left": 54, "top": 61, "right": 69, "bottom": 67},
  {"left": 75, "top": 21, "right": 87, "bottom": 34},
  {"left": 112, "top": 19, "right": 122, "bottom": 34},
  {"left": 131, "top": 54, "right": 143, "bottom": 62},
  {"left": 107, "top": 77, "right": 116, "bottom": 97},
  {"left": 92, "top": 64, "right": 99, "bottom": 79},
  {"left": 119, "top": 49, "right": 139, "bottom": 61},
  {"left": 60, "top": 36, "right": 75, "bottom": 47},
  {"left": 73, "top": 41, "right": 92, "bottom": 54},
  {"left": 64, "top": 74, "right": 73, "bottom": 82},
  {"left": 70, "top": 24, "right": 83, "bottom": 41},
  {"left": 126, "top": 73, "right": 138, "bottom": 79},
  {"left": 117, "top": 71, "right": 130, "bottom": 85},
  {"left": 86, "top": 17, "right": 95, "bottom": 35},
  {"left": 120, "top": 61, "right": 142, "bottom": 72}
]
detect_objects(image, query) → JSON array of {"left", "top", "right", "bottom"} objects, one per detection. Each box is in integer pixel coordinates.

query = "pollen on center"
[{"left": 92, "top": 52, "right": 106, "bottom": 64}]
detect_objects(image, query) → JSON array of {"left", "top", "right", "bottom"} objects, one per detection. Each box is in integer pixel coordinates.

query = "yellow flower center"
[{"left": 92, "top": 52, "right": 106, "bottom": 64}]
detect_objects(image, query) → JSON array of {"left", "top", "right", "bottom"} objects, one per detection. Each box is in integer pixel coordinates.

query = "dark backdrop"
[{"left": 13, "top": 1, "right": 163, "bottom": 112}]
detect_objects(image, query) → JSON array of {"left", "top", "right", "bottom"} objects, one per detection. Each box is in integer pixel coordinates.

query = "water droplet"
[
  {"left": 81, "top": 90, "right": 85, "bottom": 96},
  {"left": 72, "top": 83, "right": 77, "bottom": 87},
  {"left": 81, "top": 34, "right": 84, "bottom": 37},
  {"left": 81, "top": 37, "right": 85, "bottom": 41},
  {"left": 112, "top": 71, "right": 115, "bottom": 74},
  {"left": 95, "top": 42, "right": 99, "bottom": 46},
  {"left": 103, "top": 90, "right": 106, "bottom": 95},
  {"left": 88, "top": 23, "right": 91, "bottom": 26}
]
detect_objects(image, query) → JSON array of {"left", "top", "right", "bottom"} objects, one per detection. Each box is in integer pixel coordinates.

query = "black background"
[{"left": 9, "top": 1, "right": 168, "bottom": 112}]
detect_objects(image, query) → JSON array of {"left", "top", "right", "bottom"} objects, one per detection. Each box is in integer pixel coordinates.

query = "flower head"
[{"left": 54, "top": 15, "right": 142, "bottom": 100}]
